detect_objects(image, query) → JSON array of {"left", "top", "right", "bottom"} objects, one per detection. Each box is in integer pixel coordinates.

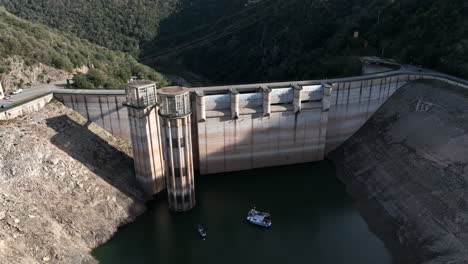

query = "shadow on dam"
[{"left": 46, "top": 115, "right": 144, "bottom": 201}]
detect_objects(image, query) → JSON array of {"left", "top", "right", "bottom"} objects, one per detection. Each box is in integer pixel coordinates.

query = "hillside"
[
  {"left": 0, "top": 101, "right": 145, "bottom": 263},
  {"left": 144, "top": 0, "right": 468, "bottom": 84},
  {"left": 1, "top": 0, "right": 467, "bottom": 85},
  {"left": 0, "top": 0, "right": 179, "bottom": 56},
  {"left": 0, "top": 8, "right": 167, "bottom": 92},
  {"left": 2, "top": 0, "right": 468, "bottom": 85}
]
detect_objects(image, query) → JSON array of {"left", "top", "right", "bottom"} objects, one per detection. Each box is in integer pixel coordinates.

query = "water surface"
[{"left": 94, "top": 160, "right": 391, "bottom": 264}]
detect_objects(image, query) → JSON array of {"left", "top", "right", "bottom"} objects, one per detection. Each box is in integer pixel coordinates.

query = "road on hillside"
[{"left": 0, "top": 80, "right": 68, "bottom": 106}]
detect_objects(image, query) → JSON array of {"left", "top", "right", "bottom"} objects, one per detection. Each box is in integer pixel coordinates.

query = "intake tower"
[
  {"left": 158, "top": 87, "right": 196, "bottom": 212},
  {"left": 125, "top": 81, "right": 166, "bottom": 196}
]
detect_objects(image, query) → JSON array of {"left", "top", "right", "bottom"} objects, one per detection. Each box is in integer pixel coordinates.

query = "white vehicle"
[{"left": 12, "top": 89, "right": 23, "bottom": 95}]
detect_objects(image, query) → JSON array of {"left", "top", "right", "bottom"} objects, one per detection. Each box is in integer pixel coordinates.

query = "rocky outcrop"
[
  {"left": 0, "top": 101, "right": 145, "bottom": 263},
  {"left": 329, "top": 80, "right": 468, "bottom": 264},
  {"left": 0, "top": 56, "right": 67, "bottom": 93}
]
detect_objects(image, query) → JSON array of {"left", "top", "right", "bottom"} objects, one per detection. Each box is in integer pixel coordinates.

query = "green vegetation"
[
  {"left": 0, "top": 8, "right": 167, "bottom": 89},
  {"left": 1, "top": 0, "right": 467, "bottom": 85},
  {"left": 0, "top": 0, "right": 179, "bottom": 56},
  {"left": 143, "top": 0, "right": 468, "bottom": 84}
]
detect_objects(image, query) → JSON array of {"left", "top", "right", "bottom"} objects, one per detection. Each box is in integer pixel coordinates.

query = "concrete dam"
[{"left": 53, "top": 66, "right": 468, "bottom": 211}]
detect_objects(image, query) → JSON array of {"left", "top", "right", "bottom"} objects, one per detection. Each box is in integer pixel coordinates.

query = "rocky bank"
[
  {"left": 0, "top": 56, "right": 68, "bottom": 93},
  {"left": 329, "top": 80, "right": 468, "bottom": 264},
  {"left": 0, "top": 101, "right": 145, "bottom": 263}
]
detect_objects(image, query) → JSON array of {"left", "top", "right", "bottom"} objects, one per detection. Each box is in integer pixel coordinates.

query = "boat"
[
  {"left": 197, "top": 224, "right": 207, "bottom": 239},
  {"left": 246, "top": 207, "right": 272, "bottom": 227}
]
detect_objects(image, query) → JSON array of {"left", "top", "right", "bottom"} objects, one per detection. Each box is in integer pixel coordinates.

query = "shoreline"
[
  {"left": 329, "top": 80, "right": 468, "bottom": 263},
  {"left": 333, "top": 162, "right": 417, "bottom": 263},
  {"left": 0, "top": 102, "right": 147, "bottom": 263}
]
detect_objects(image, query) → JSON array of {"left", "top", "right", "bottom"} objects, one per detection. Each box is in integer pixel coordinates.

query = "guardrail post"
[
  {"left": 261, "top": 86, "right": 271, "bottom": 117},
  {"left": 322, "top": 82, "right": 333, "bottom": 112},
  {"left": 195, "top": 91, "right": 206, "bottom": 122},
  {"left": 292, "top": 84, "right": 303, "bottom": 113},
  {"left": 230, "top": 88, "right": 239, "bottom": 119}
]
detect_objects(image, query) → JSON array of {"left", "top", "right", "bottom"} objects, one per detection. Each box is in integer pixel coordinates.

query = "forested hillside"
[
  {"left": 1, "top": 0, "right": 467, "bottom": 85},
  {"left": 0, "top": 0, "right": 179, "bottom": 56},
  {"left": 0, "top": 8, "right": 166, "bottom": 90},
  {"left": 144, "top": 0, "right": 468, "bottom": 84}
]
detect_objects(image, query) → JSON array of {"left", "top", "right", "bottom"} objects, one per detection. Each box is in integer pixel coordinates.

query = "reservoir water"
[{"left": 93, "top": 160, "right": 391, "bottom": 264}]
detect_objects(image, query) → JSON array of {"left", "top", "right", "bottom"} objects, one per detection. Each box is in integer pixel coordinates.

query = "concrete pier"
[
  {"left": 158, "top": 87, "right": 196, "bottom": 212},
  {"left": 125, "top": 81, "right": 166, "bottom": 196}
]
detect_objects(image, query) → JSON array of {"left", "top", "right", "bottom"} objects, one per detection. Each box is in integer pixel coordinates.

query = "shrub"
[
  {"left": 51, "top": 55, "right": 72, "bottom": 71},
  {"left": 72, "top": 73, "right": 94, "bottom": 89},
  {"left": 86, "top": 69, "right": 108, "bottom": 88}
]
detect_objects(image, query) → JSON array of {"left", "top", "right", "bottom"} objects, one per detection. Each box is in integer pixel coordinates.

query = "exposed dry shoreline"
[
  {"left": 329, "top": 80, "right": 468, "bottom": 264},
  {"left": 0, "top": 101, "right": 146, "bottom": 263}
]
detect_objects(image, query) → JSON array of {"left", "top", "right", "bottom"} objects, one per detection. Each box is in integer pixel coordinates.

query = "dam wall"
[
  {"left": 192, "top": 74, "right": 410, "bottom": 174},
  {"left": 325, "top": 75, "right": 407, "bottom": 153},
  {"left": 193, "top": 85, "right": 327, "bottom": 174},
  {"left": 53, "top": 91, "right": 130, "bottom": 141},
  {"left": 53, "top": 70, "right": 468, "bottom": 175}
]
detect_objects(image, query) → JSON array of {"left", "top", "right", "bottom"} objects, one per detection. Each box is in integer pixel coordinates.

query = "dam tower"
[
  {"left": 158, "top": 86, "right": 196, "bottom": 212},
  {"left": 125, "top": 81, "right": 166, "bottom": 196}
]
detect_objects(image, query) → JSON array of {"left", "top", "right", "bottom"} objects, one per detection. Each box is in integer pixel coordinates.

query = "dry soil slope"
[
  {"left": 0, "top": 101, "right": 145, "bottom": 263},
  {"left": 329, "top": 80, "right": 468, "bottom": 264}
]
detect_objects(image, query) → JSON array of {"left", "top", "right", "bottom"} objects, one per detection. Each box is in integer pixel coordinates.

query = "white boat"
[{"left": 246, "top": 208, "right": 272, "bottom": 227}]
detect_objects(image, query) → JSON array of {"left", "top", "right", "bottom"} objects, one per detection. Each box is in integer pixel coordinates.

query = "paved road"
[{"left": 0, "top": 80, "right": 67, "bottom": 106}]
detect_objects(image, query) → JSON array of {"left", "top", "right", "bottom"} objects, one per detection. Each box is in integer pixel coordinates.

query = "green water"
[{"left": 93, "top": 160, "right": 391, "bottom": 264}]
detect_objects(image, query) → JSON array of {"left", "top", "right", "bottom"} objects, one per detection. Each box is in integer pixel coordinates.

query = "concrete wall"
[
  {"left": 0, "top": 93, "right": 53, "bottom": 120},
  {"left": 326, "top": 75, "right": 407, "bottom": 153},
  {"left": 54, "top": 71, "right": 468, "bottom": 175},
  {"left": 193, "top": 75, "right": 410, "bottom": 174},
  {"left": 194, "top": 84, "right": 330, "bottom": 174},
  {"left": 54, "top": 93, "right": 130, "bottom": 141}
]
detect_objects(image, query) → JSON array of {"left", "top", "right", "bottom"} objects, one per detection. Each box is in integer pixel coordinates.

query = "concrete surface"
[
  {"left": 53, "top": 93, "right": 130, "bottom": 141},
  {"left": 196, "top": 76, "right": 407, "bottom": 174},
  {"left": 0, "top": 93, "right": 54, "bottom": 120}
]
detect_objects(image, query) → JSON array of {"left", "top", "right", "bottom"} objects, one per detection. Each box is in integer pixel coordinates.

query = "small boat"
[
  {"left": 197, "top": 224, "right": 207, "bottom": 239},
  {"left": 247, "top": 207, "right": 272, "bottom": 227}
]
